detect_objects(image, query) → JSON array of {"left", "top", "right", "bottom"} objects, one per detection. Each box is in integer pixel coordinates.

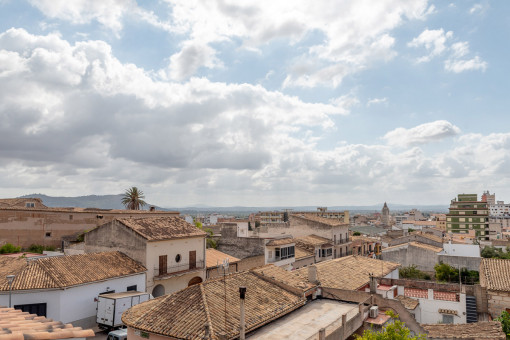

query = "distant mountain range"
[{"left": 18, "top": 194, "right": 449, "bottom": 214}]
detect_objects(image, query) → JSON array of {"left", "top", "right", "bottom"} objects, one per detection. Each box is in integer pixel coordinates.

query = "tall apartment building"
[{"left": 446, "top": 194, "right": 489, "bottom": 241}]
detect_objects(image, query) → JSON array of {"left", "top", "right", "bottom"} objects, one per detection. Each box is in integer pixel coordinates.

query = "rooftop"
[
  {"left": 349, "top": 225, "right": 386, "bottom": 236},
  {"left": 291, "top": 213, "right": 348, "bottom": 227},
  {"left": 294, "top": 235, "right": 331, "bottom": 251},
  {"left": 422, "top": 321, "right": 505, "bottom": 339},
  {"left": 0, "top": 307, "right": 95, "bottom": 339},
  {"left": 480, "top": 258, "right": 510, "bottom": 292},
  {"left": 246, "top": 299, "right": 358, "bottom": 339},
  {"left": 206, "top": 249, "right": 240, "bottom": 269},
  {"left": 122, "top": 270, "right": 306, "bottom": 340},
  {"left": 294, "top": 256, "right": 400, "bottom": 290},
  {"left": 265, "top": 238, "right": 295, "bottom": 247},
  {"left": 251, "top": 265, "right": 316, "bottom": 292},
  {"left": 116, "top": 216, "right": 206, "bottom": 241},
  {"left": 295, "top": 247, "right": 314, "bottom": 260},
  {"left": 0, "top": 251, "right": 146, "bottom": 291},
  {"left": 395, "top": 295, "right": 419, "bottom": 310},
  {"left": 441, "top": 243, "right": 481, "bottom": 257}
]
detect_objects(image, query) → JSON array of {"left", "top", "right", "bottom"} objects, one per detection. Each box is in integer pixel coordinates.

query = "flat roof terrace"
[{"left": 247, "top": 299, "right": 359, "bottom": 339}]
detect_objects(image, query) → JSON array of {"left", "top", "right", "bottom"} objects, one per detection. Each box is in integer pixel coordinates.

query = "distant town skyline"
[{"left": 0, "top": 1, "right": 509, "bottom": 207}]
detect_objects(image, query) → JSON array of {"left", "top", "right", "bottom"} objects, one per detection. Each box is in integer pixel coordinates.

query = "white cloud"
[
  {"left": 408, "top": 28, "right": 453, "bottom": 62},
  {"left": 445, "top": 56, "right": 487, "bottom": 73},
  {"left": 383, "top": 120, "right": 461, "bottom": 147},
  {"left": 367, "top": 97, "right": 388, "bottom": 107},
  {"left": 409, "top": 28, "right": 487, "bottom": 73},
  {"left": 0, "top": 28, "right": 507, "bottom": 207},
  {"left": 161, "top": 0, "right": 432, "bottom": 86}
]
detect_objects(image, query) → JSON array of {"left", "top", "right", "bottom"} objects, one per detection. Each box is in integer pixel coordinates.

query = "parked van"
[{"left": 107, "top": 328, "right": 127, "bottom": 340}]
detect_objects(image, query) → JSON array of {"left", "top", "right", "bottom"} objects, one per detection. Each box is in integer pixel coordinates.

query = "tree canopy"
[
  {"left": 356, "top": 311, "right": 426, "bottom": 340},
  {"left": 121, "top": 187, "right": 147, "bottom": 210}
]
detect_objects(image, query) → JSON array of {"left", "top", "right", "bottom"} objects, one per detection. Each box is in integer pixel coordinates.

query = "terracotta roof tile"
[
  {"left": 422, "top": 321, "right": 505, "bottom": 339},
  {"left": 206, "top": 249, "right": 240, "bottom": 269},
  {"left": 294, "top": 235, "right": 331, "bottom": 253},
  {"left": 409, "top": 242, "right": 443, "bottom": 253},
  {"left": 116, "top": 217, "right": 206, "bottom": 241},
  {"left": 291, "top": 213, "right": 348, "bottom": 227},
  {"left": 294, "top": 256, "right": 400, "bottom": 290},
  {"left": 395, "top": 295, "right": 419, "bottom": 310},
  {"left": 295, "top": 247, "right": 313, "bottom": 260},
  {"left": 0, "top": 252, "right": 146, "bottom": 291},
  {"left": 265, "top": 238, "right": 295, "bottom": 246},
  {"left": 480, "top": 258, "right": 510, "bottom": 292},
  {"left": 251, "top": 265, "right": 315, "bottom": 292},
  {"left": 0, "top": 307, "right": 95, "bottom": 339},
  {"left": 122, "top": 271, "right": 305, "bottom": 339}
]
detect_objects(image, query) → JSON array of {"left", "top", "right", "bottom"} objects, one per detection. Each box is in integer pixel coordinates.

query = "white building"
[
  {"left": 0, "top": 251, "right": 146, "bottom": 329},
  {"left": 264, "top": 238, "right": 296, "bottom": 271},
  {"left": 489, "top": 200, "right": 510, "bottom": 217},
  {"left": 85, "top": 216, "right": 207, "bottom": 297}
]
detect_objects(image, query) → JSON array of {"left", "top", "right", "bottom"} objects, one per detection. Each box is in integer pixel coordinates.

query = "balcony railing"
[
  {"left": 335, "top": 237, "right": 350, "bottom": 245},
  {"left": 154, "top": 260, "right": 205, "bottom": 277}
]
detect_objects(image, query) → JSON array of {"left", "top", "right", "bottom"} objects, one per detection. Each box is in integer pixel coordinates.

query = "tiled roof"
[
  {"left": 409, "top": 242, "right": 443, "bottom": 253},
  {"left": 251, "top": 265, "right": 316, "bottom": 292},
  {"left": 295, "top": 247, "right": 314, "bottom": 260},
  {"left": 291, "top": 213, "right": 348, "bottom": 227},
  {"left": 0, "top": 252, "right": 146, "bottom": 291},
  {"left": 294, "top": 256, "right": 400, "bottom": 291},
  {"left": 381, "top": 243, "right": 408, "bottom": 252},
  {"left": 411, "top": 231, "right": 443, "bottom": 243},
  {"left": 422, "top": 321, "right": 505, "bottom": 339},
  {"left": 480, "top": 258, "right": 510, "bottom": 292},
  {"left": 0, "top": 307, "right": 95, "bottom": 339},
  {"left": 116, "top": 217, "right": 206, "bottom": 241},
  {"left": 351, "top": 236, "right": 380, "bottom": 243},
  {"left": 433, "top": 291, "right": 459, "bottom": 302},
  {"left": 265, "top": 238, "right": 295, "bottom": 246},
  {"left": 395, "top": 295, "right": 419, "bottom": 310},
  {"left": 122, "top": 271, "right": 306, "bottom": 340},
  {"left": 0, "top": 198, "right": 46, "bottom": 208},
  {"left": 206, "top": 249, "right": 240, "bottom": 269},
  {"left": 404, "top": 287, "right": 428, "bottom": 299},
  {"left": 294, "top": 235, "right": 331, "bottom": 252}
]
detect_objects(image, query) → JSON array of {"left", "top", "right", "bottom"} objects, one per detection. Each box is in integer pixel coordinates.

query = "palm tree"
[{"left": 122, "top": 187, "right": 147, "bottom": 210}]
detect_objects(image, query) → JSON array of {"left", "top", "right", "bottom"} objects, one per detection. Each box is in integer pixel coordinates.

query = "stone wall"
[
  {"left": 84, "top": 220, "right": 147, "bottom": 265},
  {"left": 487, "top": 290, "right": 510, "bottom": 318},
  {"left": 216, "top": 225, "right": 265, "bottom": 259},
  {"left": 0, "top": 208, "right": 178, "bottom": 248},
  {"left": 438, "top": 254, "right": 481, "bottom": 272},
  {"left": 382, "top": 245, "right": 438, "bottom": 272}
]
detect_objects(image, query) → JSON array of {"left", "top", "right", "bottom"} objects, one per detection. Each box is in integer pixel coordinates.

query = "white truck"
[{"left": 97, "top": 291, "right": 151, "bottom": 330}]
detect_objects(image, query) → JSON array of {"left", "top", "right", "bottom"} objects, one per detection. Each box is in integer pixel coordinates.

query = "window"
[
  {"left": 275, "top": 246, "right": 294, "bottom": 260},
  {"left": 442, "top": 315, "right": 454, "bottom": 324},
  {"left": 25, "top": 202, "right": 35, "bottom": 208},
  {"left": 69, "top": 215, "right": 73, "bottom": 220},
  {"left": 175, "top": 254, "right": 181, "bottom": 263},
  {"left": 127, "top": 285, "right": 137, "bottom": 291},
  {"left": 14, "top": 303, "right": 46, "bottom": 317},
  {"left": 321, "top": 248, "right": 332, "bottom": 257},
  {"left": 45, "top": 232, "right": 52, "bottom": 238},
  {"left": 159, "top": 255, "right": 168, "bottom": 275}
]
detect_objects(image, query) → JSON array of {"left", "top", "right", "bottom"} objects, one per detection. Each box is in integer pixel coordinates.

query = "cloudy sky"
[{"left": 0, "top": 0, "right": 509, "bottom": 207}]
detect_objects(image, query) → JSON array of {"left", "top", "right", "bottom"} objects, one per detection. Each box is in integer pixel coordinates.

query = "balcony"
[
  {"left": 335, "top": 237, "right": 350, "bottom": 245},
  {"left": 154, "top": 260, "right": 205, "bottom": 279}
]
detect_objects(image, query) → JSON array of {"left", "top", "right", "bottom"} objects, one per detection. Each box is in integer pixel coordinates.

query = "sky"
[{"left": 0, "top": 0, "right": 509, "bottom": 207}]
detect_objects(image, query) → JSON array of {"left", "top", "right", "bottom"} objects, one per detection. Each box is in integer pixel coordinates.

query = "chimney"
[
  {"left": 239, "top": 286, "right": 246, "bottom": 340},
  {"left": 369, "top": 274, "right": 377, "bottom": 294},
  {"left": 308, "top": 264, "right": 318, "bottom": 284}
]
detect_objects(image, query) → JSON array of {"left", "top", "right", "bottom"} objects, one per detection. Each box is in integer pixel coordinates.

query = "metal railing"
[
  {"left": 336, "top": 237, "right": 350, "bottom": 245},
  {"left": 154, "top": 260, "right": 205, "bottom": 277}
]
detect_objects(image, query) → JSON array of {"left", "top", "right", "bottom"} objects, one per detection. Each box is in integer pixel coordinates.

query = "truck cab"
[{"left": 107, "top": 328, "right": 127, "bottom": 340}]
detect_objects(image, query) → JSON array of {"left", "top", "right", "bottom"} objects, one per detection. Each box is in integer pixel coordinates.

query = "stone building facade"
[{"left": 0, "top": 198, "right": 178, "bottom": 248}]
